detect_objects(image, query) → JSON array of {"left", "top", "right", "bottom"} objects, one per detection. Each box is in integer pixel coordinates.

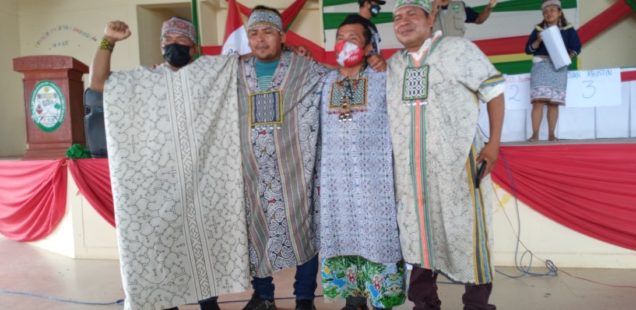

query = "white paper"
[
  {"left": 565, "top": 68, "right": 622, "bottom": 107},
  {"left": 542, "top": 25, "right": 571, "bottom": 70},
  {"left": 484, "top": 68, "right": 630, "bottom": 142},
  {"left": 503, "top": 73, "right": 531, "bottom": 110}
]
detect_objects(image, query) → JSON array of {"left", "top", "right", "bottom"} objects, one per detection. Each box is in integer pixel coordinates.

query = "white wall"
[
  {"left": 578, "top": 0, "right": 636, "bottom": 70},
  {"left": 0, "top": 0, "right": 25, "bottom": 157}
]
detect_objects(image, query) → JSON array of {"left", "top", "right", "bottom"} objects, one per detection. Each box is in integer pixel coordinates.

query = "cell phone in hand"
[{"left": 474, "top": 161, "right": 487, "bottom": 189}]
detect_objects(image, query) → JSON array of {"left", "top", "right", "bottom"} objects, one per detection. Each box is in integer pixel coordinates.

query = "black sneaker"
[
  {"left": 199, "top": 297, "right": 220, "bottom": 310},
  {"left": 296, "top": 299, "right": 316, "bottom": 310},
  {"left": 341, "top": 305, "right": 370, "bottom": 310},
  {"left": 243, "top": 295, "right": 276, "bottom": 310},
  {"left": 341, "top": 297, "right": 368, "bottom": 310}
]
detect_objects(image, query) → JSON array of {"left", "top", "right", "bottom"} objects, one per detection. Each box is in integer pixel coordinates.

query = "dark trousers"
[
  {"left": 252, "top": 254, "right": 319, "bottom": 301},
  {"left": 408, "top": 266, "right": 495, "bottom": 310}
]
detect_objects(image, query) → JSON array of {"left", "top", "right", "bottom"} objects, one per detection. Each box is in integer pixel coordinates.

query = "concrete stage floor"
[{"left": 1, "top": 237, "right": 635, "bottom": 310}]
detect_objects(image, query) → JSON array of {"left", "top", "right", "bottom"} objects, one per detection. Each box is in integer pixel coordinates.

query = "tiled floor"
[{"left": 1, "top": 237, "right": 635, "bottom": 310}]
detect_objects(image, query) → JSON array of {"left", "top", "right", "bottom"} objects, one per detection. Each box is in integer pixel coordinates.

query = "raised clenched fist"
[{"left": 104, "top": 21, "right": 132, "bottom": 43}]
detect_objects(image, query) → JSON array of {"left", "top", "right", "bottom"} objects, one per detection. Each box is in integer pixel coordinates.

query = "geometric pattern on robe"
[
  {"left": 104, "top": 55, "right": 250, "bottom": 309},
  {"left": 386, "top": 36, "right": 504, "bottom": 284},
  {"left": 318, "top": 67, "right": 402, "bottom": 264},
  {"left": 237, "top": 51, "right": 329, "bottom": 277}
]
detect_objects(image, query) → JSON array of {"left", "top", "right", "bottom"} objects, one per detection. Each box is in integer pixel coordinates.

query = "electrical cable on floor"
[
  {"left": 193, "top": 295, "right": 327, "bottom": 305},
  {"left": 493, "top": 150, "right": 636, "bottom": 289},
  {"left": 493, "top": 151, "right": 559, "bottom": 279},
  {"left": 0, "top": 288, "right": 124, "bottom": 306},
  {"left": 478, "top": 123, "right": 558, "bottom": 278},
  {"left": 0, "top": 289, "right": 329, "bottom": 307}
]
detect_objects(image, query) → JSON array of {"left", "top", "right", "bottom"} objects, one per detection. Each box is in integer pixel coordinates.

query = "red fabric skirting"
[
  {"left": 492, "top": 144, "right": 636, "bottom": 251},
  {"left": 68, "top": 159, "right": 115, "bottom": 227},
  {"left": 2, "top": 144, "right": 636, "bottom": 250},
  {"left": 0, "top": 159, "right": 67, "bottom": 241}
]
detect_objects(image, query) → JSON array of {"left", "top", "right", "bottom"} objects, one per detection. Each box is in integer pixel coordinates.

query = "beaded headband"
[
  {"left": 393, "top": 0, "right": 432, "bottom": 14},
  {"left": 247, "top": 9, "right": 283, "bottom": 32},
  {"left": 161, "top": 17, "right": 197, "bottom": 43}
]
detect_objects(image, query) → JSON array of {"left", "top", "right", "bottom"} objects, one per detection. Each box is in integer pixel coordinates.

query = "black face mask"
[
  {"left": 370, "top": 4, "right": 381, "bottom": 17},
  {"left": 163, "top": 43, "right": 191, "bottom": 68}
]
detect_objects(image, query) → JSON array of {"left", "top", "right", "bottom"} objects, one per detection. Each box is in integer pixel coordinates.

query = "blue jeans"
[{"left": 252, "top": 255, "right": 318, "bottom": 301}]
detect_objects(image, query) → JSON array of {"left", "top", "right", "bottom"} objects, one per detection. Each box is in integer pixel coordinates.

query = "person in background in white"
[{"left": 433, "top": 0, "right": 497, "bottom": 37}]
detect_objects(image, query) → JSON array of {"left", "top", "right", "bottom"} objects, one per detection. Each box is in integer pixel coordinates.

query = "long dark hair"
[{"left": 536, "top": 7, "right": 569, "bottom": 28}]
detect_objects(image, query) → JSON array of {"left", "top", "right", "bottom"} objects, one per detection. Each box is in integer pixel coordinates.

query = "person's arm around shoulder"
[
  {"left": 89, "top": 21, "right": 132, "bottom": 92},
  {"left": 477, "top": 93, "right": 504, "bottom": 177},
  {"left": 367, "top": 54, "right": 387, "bottom": 72},
  {"left": 474, "top": 0, "right": 497, "bottom": 24}
]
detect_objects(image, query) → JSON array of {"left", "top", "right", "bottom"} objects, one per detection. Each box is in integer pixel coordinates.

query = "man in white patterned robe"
[
  {"left": 387, "top": 0, "right": 505, "bottom": 309},
  {"left": 95, "top": 18, "right": 250, "bottom": 310}
]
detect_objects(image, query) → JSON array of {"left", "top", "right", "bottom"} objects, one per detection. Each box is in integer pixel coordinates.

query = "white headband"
[{"left": 542, "top": 0, "right": 561, "bottom": 10}]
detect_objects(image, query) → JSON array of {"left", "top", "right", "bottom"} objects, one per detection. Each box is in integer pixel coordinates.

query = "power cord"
[
  {"left": 493, "top": 150, "right": 636, "bottom": 289},
  {"left": 493, "top": 150, "right": 558, "bottom": 278},
  {"left": 0, "top": 288, "right": 124, "bottom": 306}
]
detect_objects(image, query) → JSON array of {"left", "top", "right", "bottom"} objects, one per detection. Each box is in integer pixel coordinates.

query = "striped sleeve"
[{"left": 478, "top": 74, "right": 505, "bottom": 103}]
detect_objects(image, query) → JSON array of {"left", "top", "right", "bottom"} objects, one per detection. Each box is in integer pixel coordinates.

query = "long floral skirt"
[{"left": 321, "top": 256, "right": 406, "bottom": 308}]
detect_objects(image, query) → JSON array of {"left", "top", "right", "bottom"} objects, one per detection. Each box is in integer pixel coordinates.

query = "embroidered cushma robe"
[
  {"left": 237, "top": 51, "right": 329, "bottom": 277},
  {"left": 318, "top": 67, "right": 402, "bottom": 264},
  {"left": 104, "top": 56, "right": 250, "bottom": 310},
  {"left": 386, "top": 36, "right": 504, "bottom": 284},
  {"left": 318, "top": 67, "right": 406, "bottom": 308}
]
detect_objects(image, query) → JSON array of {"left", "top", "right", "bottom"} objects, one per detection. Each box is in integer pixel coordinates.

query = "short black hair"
[
  {"left": 338, "top": 14, "right": 373, "bottom": 46},
  {"left": 252, "top": 5, "right": 282, "bottom": 19},
  {"left": 357, "top": 0, "right": 385, "bottom": 7}
]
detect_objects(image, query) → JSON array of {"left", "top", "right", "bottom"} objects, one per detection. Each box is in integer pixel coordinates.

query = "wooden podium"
[{"left": 13, "top": 56, "right": 89, "bottom": 159}]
